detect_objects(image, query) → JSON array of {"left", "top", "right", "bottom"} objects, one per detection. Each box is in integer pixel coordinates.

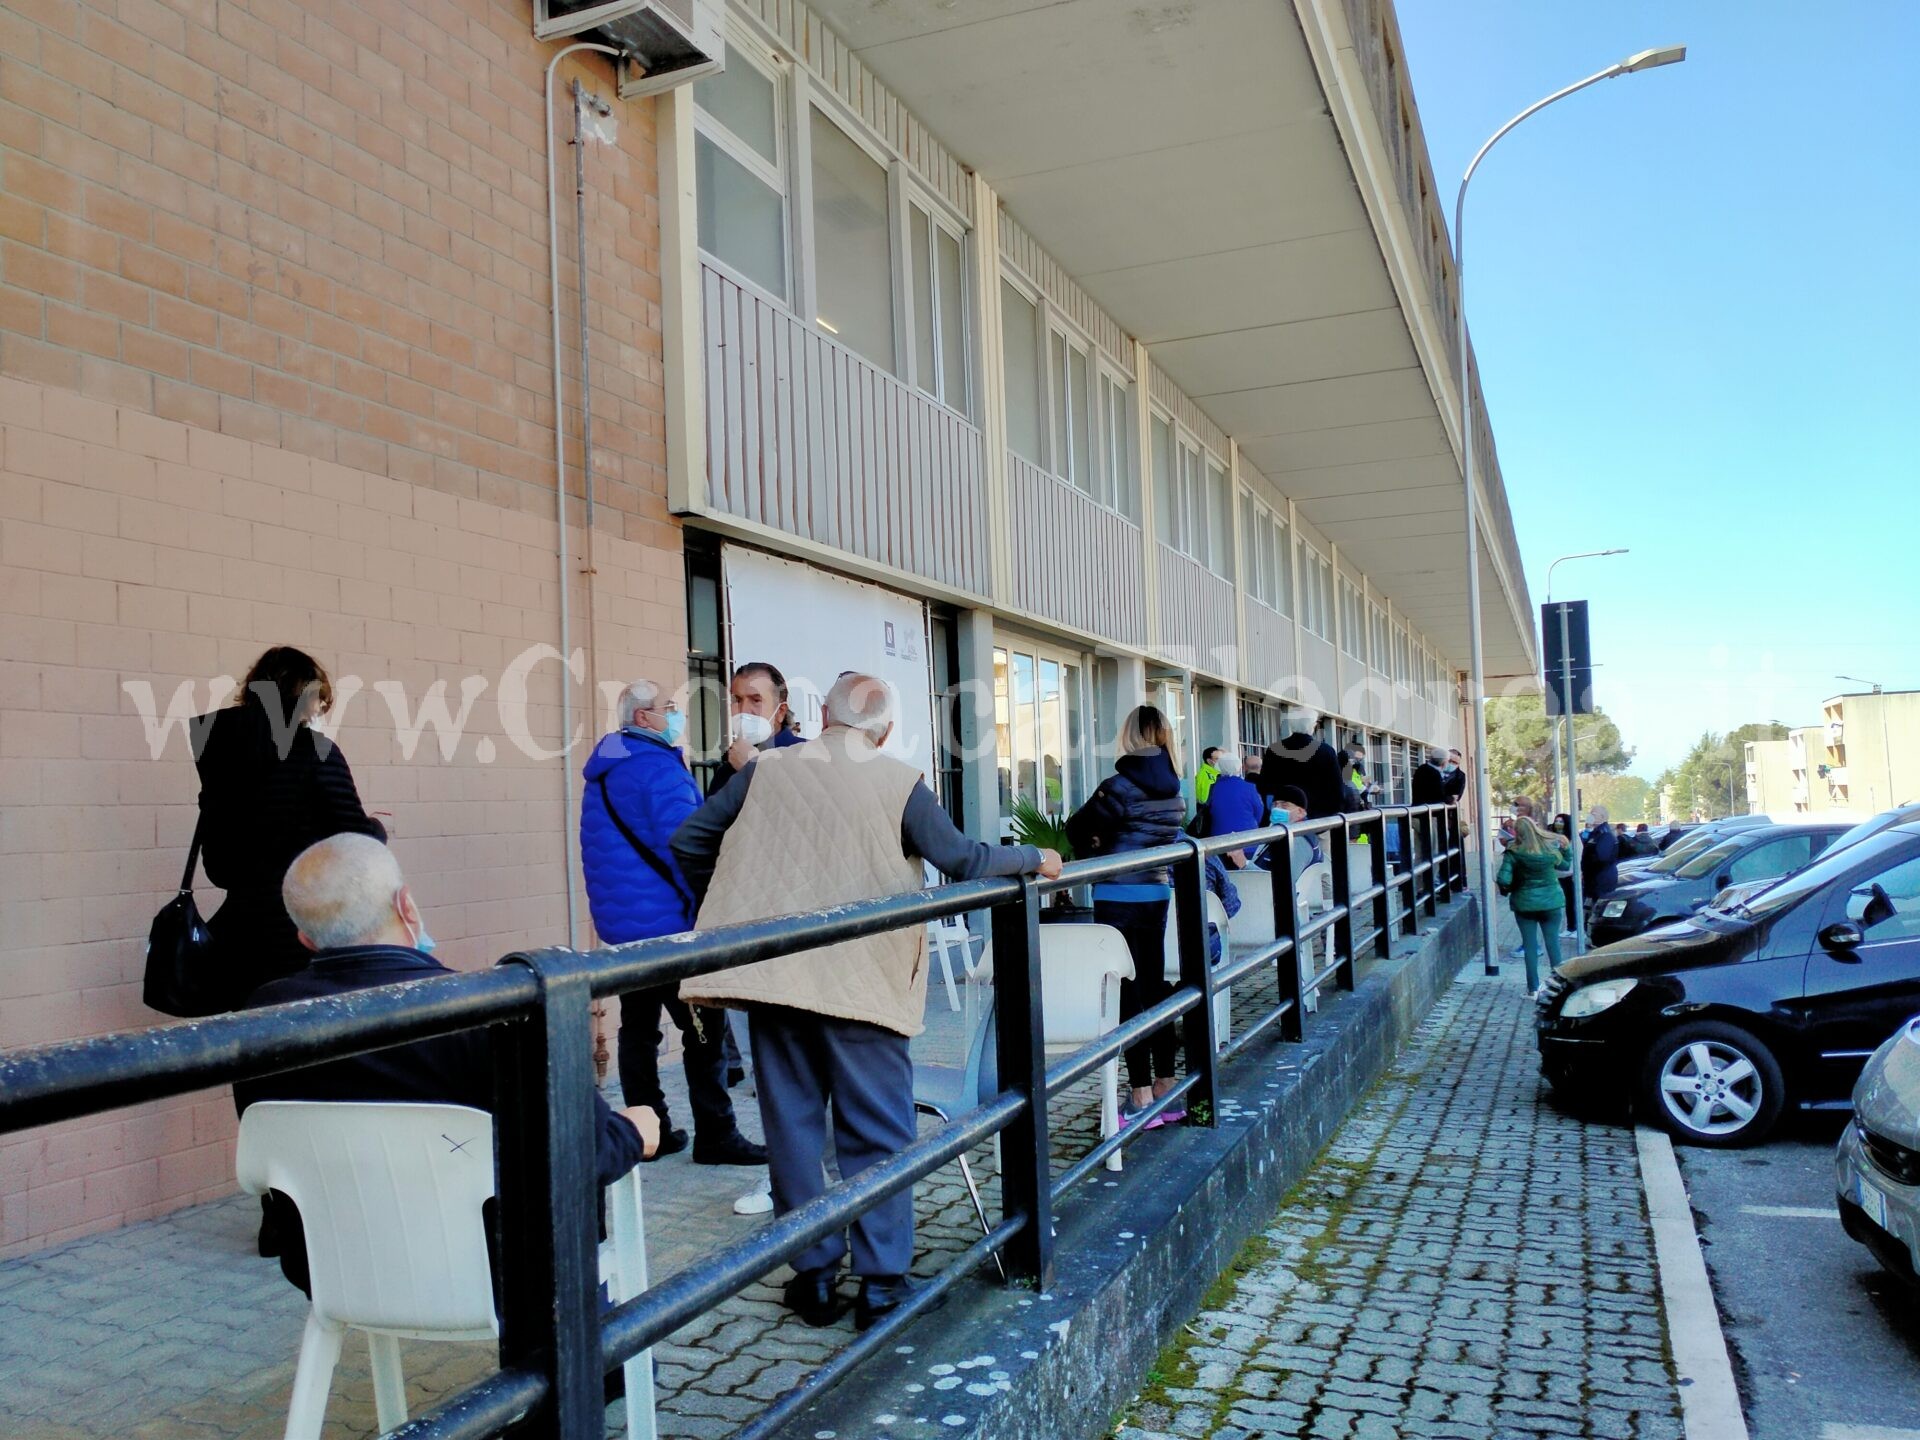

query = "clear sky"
[{"left": 1394, "top": 1, "right": 1920, "bottom": 777}]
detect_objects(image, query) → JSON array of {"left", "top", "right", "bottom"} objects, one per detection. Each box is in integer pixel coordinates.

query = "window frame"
[
  {"left": 902, "top": 186, "right": 972, "bottom": 418},
  {"left": 691, "top": 28, "right": 793, "bottom": 305}
]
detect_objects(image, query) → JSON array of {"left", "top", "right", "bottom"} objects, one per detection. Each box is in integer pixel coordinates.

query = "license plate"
[{"left": 1855, "top": 1173, "right": 1892, "bottom": 1232}]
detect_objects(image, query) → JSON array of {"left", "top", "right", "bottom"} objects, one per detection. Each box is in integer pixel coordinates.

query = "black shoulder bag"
[
  {"left": 144, "top": 818, "right": 224, "bottom": 1017},
  {"left": 595, "top": 775, "right": 696, "bottom": 916}
]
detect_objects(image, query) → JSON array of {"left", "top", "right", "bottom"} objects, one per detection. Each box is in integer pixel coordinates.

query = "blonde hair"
[
  {"left": 1510, "top": 815, "right": 1562, "bottom": 857},
  {"left": 1117, "top": 704, "right": 1180, "bottom": 769}
]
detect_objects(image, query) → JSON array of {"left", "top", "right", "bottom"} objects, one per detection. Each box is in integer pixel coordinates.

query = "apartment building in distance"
[
  {"left": 0, "top": 0, "right": 1534, "bottom": 1255},
  {"left": 1763, "top": 689, "right": 1920, "bottom": 816}
]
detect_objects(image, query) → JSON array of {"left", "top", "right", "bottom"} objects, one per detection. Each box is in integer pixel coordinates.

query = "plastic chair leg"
[
  {"left": 367, "top": 1332, "right": 407, "bottom": 1432},
  {"left": 955, "top": 1152, "right": 1007, "bottom": 1280},
  {"left": 931, "top": 928, "right": 961, "bottom": 1012},
  {"left": 1101, "top": 1059, "right": 1123, "bottom": 1173},
  {"left": 283, "top": 1311, "right": 344, "bottom": 1440}
]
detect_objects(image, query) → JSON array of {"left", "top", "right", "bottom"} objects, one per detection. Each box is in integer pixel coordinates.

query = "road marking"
[
  {"left": 1636, "top": 1126, "right": 1751, "bottom": 1440},
  {"left": 1737, "top": 1204, "right": 1841, "bottom": 1220},
  {"left": 1821, "top": 1427, "right": 1920, "bottom": 1440}
]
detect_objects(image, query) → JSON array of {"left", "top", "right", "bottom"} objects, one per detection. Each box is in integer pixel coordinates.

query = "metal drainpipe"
[{"left": 545, "top": 41, "right": 618, "bottom": 952}]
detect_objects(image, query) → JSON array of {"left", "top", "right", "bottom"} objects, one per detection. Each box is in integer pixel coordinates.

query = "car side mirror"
[
  {"left": 1820, "top": 921, "right": 1864, "bottom": 953},
  {"left": 1716, "top": 872, "right": 1732, "bottom": 892}
]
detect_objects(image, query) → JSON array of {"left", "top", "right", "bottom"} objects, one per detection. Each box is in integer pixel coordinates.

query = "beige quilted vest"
[{"left": 678, "top": 727, "right": 928, "bottom": 1036}]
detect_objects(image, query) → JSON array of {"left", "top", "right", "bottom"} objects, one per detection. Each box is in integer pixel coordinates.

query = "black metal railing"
[{"left": 0, "top": 805, "right": 1463, "bottom": 1440}]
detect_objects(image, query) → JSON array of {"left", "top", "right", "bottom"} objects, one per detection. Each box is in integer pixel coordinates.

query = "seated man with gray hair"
[
  {"left": 236, "top": 833, "right": 661, "bottom": 1296},
  {"left": 672, "top": 673, "right": 1063, "bottom": 1332}
]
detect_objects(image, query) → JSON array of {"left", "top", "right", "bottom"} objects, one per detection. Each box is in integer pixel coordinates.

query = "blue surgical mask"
[
  {"left": 662, "top": 710, "right": 685, "bottom": 745},
  {"left": 415, "top": 928, "right": 437, "bottom": 954}
]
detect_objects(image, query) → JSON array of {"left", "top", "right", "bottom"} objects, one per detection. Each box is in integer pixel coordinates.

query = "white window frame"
[
  {"left": 692, "top": 27, "right": 793, "bottom": 305},
  {"left": 1046, "top": 318, "right": 1096, "bottom": 496},
  {"left": 1096, "top": 363, "right": 1137, "bottom": 522},
  {"left": 901, "top": 183, "right": 971, "bottom": 417},
  {"left": 1298, "top": 539, "right": 1332, "bottom": 640}
]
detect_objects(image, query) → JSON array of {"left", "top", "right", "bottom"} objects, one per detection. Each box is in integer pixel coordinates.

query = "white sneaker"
[{"left": 733, "top": 1179, "right": 773, "bottom": 1216}]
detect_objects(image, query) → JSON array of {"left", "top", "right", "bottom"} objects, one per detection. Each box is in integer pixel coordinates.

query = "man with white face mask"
[{"left": 706, "top": 660, "right": 807, "bottom": 798}]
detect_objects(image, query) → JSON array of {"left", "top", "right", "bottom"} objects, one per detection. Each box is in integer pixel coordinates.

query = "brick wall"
[{"left": 0, "top": 0, "right": 680, "bottom": 1255}]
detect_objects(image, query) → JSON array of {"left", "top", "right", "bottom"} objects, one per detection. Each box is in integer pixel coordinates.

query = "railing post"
[
  {"left": 991, "top": 877, "right": 1055, "bottom": 1290},
  {"left": 1397, "top": 812, "right": 1419, "bottom": 938},
  {"left": 1367, "top": 813, "right": 1391, "bottom": 961},
  {"left": 1175, "top": 838, "right": 1216, "bottom": 1122},
  {"left": 1451, "top": 807, "right": 1467, "bottom": 892},
  {"left": 1329, "top": 819, "right": 1355, "bottom": 988},
  {"left": 494, "top": 948, "right": 603, "bottom": 1440},
  {"left": 1274, "top": 825, "right": 1303, "bottom": 1043},
  {"left": 1422, "top": 810, "right": 1440, "bottom": 916}
]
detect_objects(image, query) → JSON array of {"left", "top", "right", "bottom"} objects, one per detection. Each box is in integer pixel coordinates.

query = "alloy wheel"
[{"left": 1658, "top": 1039, "right": 1763, "bottom": 1138}]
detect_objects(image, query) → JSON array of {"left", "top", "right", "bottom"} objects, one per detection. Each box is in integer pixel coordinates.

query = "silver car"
[{"left": 1836, "top": 1016, "right": 1920, "bottom": 1285}]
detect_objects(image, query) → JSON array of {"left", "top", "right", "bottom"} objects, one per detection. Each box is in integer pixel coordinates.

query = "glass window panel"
[
  {"left": 910, "top": 205, "right": 936, "bottom": 398},
  {"left": 1152, "top": 416, "right": 1175, "bottom": 546},
  {"left": 1039, "top": 659, "right": 1064, "bottom": 810},
  {"left": 696, "top": 134, "right": 787, "bottom": 299},
  {"left": 1065, "top": 663, "right": 1085, "bottom": 807},
  {"left": 1208, "top": 463, "right": 1231, "bottom": 574},
  {"left": 994, "top": 648, "right": 1012, "bottom": 820},
  {"left": 1069, "top": 344, "right": 1092, "bottom": 496},
  {"left": 1001, "top": 281, "right": 1041, "bottom": 463},
  {"left": 1049, "top": 332, "right": 1069, "bottom": 481},
  {"left": 1241, "top": 497, "right": 1259, "bottom": 601},
  {"left": 809, "top": 109, "right": 893, "bottom": 369},
  {"left": 1012, "top": 652, "right": 1038, "bottom": 807},
  {"left": 936, "top": 228, "right": 966, "bottom": 413},
  {"left": 695, "top": 56, "right": 778, "bottom": 166}
]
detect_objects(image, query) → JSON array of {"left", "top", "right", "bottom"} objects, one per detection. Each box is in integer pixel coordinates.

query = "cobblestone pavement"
[{"left": 1113, "top": 966, "right": 1685, "bottom": 1440}]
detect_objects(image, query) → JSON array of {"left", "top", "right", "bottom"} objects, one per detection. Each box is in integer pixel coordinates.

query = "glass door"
[{"left": 994, "top": 640, "right": 1091, "bottom": 833}]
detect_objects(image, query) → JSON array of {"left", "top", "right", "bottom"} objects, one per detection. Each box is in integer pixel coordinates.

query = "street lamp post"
[
  {"left": 1546, "top": 548, "right": 1628, "bottom": 816},
  {"left": 1454, "top": 45, "right": 1685, "bottom": 976}
]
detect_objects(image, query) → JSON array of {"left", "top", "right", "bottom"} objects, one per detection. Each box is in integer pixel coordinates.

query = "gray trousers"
[{"left": 747, "top": 1005, "right": 915, "bottom": 1279}]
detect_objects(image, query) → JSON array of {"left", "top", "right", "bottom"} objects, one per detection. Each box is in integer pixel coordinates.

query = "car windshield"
[
  {"left": 1676, "top": 838, "right": 1746, "bottom": 880},
  {"left": 1739, "top": 831, "right": 1920, "bottom": 921},
  {"left": 1650, "top": 829, "right": 1728, "bottom": 873}
]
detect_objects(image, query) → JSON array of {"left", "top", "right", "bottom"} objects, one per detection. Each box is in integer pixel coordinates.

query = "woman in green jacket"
[{"left": 1497, "top": 816, "right": 1572, "bottom": 991}]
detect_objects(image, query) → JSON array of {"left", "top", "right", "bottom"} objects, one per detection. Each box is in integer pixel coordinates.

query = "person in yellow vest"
[
  {"left": 1195, "top": 746, "right": 1222, "bottom": 806},
  {"left": 672, "top": 673, "right": 1061, "bottom": 1332}
]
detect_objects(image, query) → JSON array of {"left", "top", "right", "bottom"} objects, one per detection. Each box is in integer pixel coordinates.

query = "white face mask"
[{"left": 733, "top": 712, "right": 775, "bottom": 748}]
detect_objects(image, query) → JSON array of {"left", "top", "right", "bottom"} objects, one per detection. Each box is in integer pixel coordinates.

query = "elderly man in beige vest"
[{"left": 672, "top": 672, "right": 1061, "bottom": 1331}]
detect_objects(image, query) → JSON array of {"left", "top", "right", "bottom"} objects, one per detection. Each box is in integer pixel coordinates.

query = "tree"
[
  {"left": 1484, "top": 694, "right": 1633, "bottom": 808},
  {"left": 1654, "top": 723, "right": 1789, "bottom": 820},
  {"left": 1582, "top": 773, "right": 1653, "bottom": 822}
]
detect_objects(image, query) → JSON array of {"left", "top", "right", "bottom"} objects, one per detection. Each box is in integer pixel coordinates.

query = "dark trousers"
[
  {"left": 1097, "top": 897, "right": 1177, "bottom": 1092},
  {"left": 1560, "top": 876, "right": 1577, "bottom": 935},
  {"left": 748, "top": 1005, "right": 915, "bottom": 1279},
  {"left": 616, "top": 986, "right": 736, "bottom": 1142}
]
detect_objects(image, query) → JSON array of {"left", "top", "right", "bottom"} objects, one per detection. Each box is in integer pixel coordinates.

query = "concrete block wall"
[{"left": 0, "top": 0, "right": 681, "bottom": 1256}]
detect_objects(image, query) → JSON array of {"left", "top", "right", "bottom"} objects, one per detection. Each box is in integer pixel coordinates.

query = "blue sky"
[{"left": 1395, "top": 1, "right": 1920, "bottom": 776}]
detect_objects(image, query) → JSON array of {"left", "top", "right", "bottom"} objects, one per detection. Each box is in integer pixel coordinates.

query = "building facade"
[
  {"left": 1744, "top": 738, "right": 1795, "bottom": 816},
  {"left": 0, "top": 0, "right": 1535, "bottom": 1255},
  {"left": 1773, "top": 690, "right": 1919, "bottom": 816}
]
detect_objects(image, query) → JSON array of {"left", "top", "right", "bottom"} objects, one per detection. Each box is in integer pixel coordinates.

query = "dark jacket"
[
  {"left": 1066, "top": 748, "right": 1186, "bottom": 891},
  {"left": 235, "top": 944, "right": 647, "bottom": 1294},
  {"left": 581, "top": 728, "right": 702, "bottom": 944},
  {"left": 192, "top": 700, "right": 386, "bottom": 1005},
  {"left": 704, "top": 725, "right": 806, "bottom": 797},
  {"left": 1411, "top": 762, "right": 1447, "bottom": 807},
  {"left": 1203, "top": 774, "right": 1266, "bottom": 841},
  {"left": 1442, "top": 766, "right": 1467, "bottom": 805},
  {"left": 1257, "top": 734, "right": 1344, "bottom": 820},
  {"left": 1581, "top": 825, "right": 1621, "bottom": 898}
]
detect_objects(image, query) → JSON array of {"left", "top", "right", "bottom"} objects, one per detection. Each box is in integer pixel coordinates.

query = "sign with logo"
[{"left": 1541, "top": 600, "right": 1593, "bottom": 717}]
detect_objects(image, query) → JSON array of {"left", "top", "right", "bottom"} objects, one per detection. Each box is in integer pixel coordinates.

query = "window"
[
  {"left": 994, "top": 643, "right": 1086, "bottom": 826},
  {"left": 1180, "top": 443, "right": 1205, "bottom": 559},
  {"left": 1151, "top": 415, "right": 1177, "bottom": 548},
  {"left": 694, "top": 49, "right": 788, "bottom": 299},
  {"left": 907, "top": 200, "right": 968, "bottom": 414},
  {"left": 1268, "top": 512, "right": 1292, "bottom": 617},
  {"left": 808, "top": 108, "right": 893, "bottom": 369},
  {"left": 1845, "top": 853, "right": 1920, "bottom": 941},
  {"left": 1048, "top": 329, "right": 1094, "bottom": 493},
  {"left": 1099, "top": 372, "right": 1136, "bottom": 521},
  {"left": 1241, "top": 496, "right": 1264, "bottom": 603},
  {"left": 1206, "top": 461, "right": 1232, "bottom": 575},
  {"left": 1001, "top": 280, "right": 1042, "bottom": 463},
  {"left": 1371, "top": 605, "right": 1389, "bottom": 674},
  {"left": 1297, "top": 541, "right": 1333, "bottom": 640},
  {"left": 1724, "top": 834, "right": 1817, "bottom": 884},
  {"left": 1340, "top": 579, "right": 1365, "bottom": 660}
]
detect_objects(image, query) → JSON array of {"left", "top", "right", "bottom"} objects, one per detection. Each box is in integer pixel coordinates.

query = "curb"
[{"left": 1635, "top": 1125, "right": 1751, "bottom": 1440}]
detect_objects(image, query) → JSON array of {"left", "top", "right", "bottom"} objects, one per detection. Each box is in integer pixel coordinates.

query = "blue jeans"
[{"left": 1514, "top": 909, "right": 1563, "bottom": 991}]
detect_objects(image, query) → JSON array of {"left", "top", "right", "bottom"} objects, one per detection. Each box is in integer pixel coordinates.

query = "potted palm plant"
[{"left": 1009, "top": 798, "right": 1090, "bottom": 920}]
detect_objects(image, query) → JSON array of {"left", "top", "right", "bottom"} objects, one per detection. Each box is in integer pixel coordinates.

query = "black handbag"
[{"left": 143, "top": 818, "right": 225, "bottom": 1017}]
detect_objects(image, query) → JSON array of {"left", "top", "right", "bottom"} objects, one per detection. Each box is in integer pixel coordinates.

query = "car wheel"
[{"left": 1639, "top": 1020, "right": 1785, "bottom": 1147}]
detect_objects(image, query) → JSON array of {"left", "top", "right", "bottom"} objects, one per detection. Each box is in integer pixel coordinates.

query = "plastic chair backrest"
[
  {"left": 1036, "top": 923, "right": 1131, "bottom": 1046},
  {"left": 236, "top": 1101, "right": 498, "bottom": 1336},
  {"left": 1226, "top": 868, "right": 1275, "bottom": 946},
  {"left": 965, "top": 1000, "right": 999, "bottom": 1107}
]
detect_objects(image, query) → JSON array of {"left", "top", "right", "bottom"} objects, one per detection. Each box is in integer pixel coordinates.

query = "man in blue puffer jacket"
[{"left": 582, "top": 679, "right": 765, "bottom": 1166}]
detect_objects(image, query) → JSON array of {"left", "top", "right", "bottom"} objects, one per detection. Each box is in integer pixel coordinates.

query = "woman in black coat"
[
  {"left": 1066, "top": 705, "right": 1188, "bottom": 1124},
  {"left": 193, "top": 647, "right": 386, "bottom": 1010}
]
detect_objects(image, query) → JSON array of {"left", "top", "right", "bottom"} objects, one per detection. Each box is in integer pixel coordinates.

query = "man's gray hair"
[
  {"left": 618, "top": 677, "right": 663, "bottom": 727},
  {"left": 1214, "top": 749, "right": 1241, "bottom": 776},
  {"left": 1427, "top": 748, "right": 1447, "bottom": 765},
  {"left": 283, "top": 833, "right": 406, "bottom": 950},
  {"left": 824, "top": 672, "right": 895, "bottom": 739}
]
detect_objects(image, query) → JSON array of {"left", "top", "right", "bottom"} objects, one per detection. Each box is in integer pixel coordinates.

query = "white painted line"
[
  {"left": 1636, "top": 1126, "right": 1751, "bottom": 1440},
  {"left": 1737, "top": 1204, "right": 1841, "bottom": 1220},
  {"left": 1821, "top": 1426, "right": 1920, "bottom": 1440}
]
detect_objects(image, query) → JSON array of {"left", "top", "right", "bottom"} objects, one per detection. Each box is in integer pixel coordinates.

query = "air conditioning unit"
[{"left": 534, "top": 0, "right": 724, "bottom": 98}]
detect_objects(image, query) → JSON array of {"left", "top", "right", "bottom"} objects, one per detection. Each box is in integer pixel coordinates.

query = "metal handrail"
[{"left": 0, "top": 800, "right": 1465, "bottom": 1440}]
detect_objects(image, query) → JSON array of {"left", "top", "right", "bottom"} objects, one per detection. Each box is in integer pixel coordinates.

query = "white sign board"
[{"left": 722, "top": 546, "right": 936, "bottom": 786}]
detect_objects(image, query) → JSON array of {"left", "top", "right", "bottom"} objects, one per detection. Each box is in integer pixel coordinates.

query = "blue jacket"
[
  {"left": 1066, "top": 748, "right": 1186, "bottom": 895},
  {"left": 582, "top": 729, "right": 703, "bottom": 944},
  {"left": 1203, "top": 774, "right": 1266, "bottom": 842}
]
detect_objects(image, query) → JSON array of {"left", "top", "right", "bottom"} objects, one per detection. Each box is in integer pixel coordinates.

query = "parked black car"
[
  {"left": 1537, "top": 821, "right": 1920, "bottom": 1146},
  {"left": 1589, "top": 821, "right": 1852, "bottom": 946}
]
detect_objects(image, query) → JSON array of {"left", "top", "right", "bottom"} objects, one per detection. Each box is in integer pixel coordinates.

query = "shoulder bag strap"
[
  {"left": 595, "top": 773, "right": 695, "bottom": 913},
  {"left": 179, "top": 814, "right": 205, "bottom": 894}
]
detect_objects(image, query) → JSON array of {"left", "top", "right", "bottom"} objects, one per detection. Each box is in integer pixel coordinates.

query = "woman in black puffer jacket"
[{"left": 1067, "top": 705, "right": 1188, "bottom": 1124}]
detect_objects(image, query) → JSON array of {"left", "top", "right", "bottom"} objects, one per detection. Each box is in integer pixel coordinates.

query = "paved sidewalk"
[{"left": 1113, "top": 966, "right": 1685, "bottom": 1440}]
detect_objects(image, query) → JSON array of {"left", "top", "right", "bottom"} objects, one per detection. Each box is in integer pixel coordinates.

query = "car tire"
[{"left": 1639, "top": 1020, "right": 1785, "bottom": 1147}]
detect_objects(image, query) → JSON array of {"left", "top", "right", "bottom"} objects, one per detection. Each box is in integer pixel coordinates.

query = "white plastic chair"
[
  {"left": 978, "top": 923, "right": 1133, "bottom": 1172},
  {"left": 1161, "top": 890, "right": 1233, "bottom": 1048},
  {"left": 1224, "top": 868, "right": 1275, "bottom": 949},
  {"left": 925, "top": 864, "right": 979, "bottom": 1012},
  {"left": 236, "top": 1101, "right": 655, "bottom": 1440},
  {"left": 1297, "top": 861, "right": 1329, "bottom": 1015}
]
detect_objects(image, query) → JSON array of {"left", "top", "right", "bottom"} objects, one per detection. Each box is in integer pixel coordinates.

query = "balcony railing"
[
  {"left": 701, "top": 263, "right": 989, "bottom": 596},
  {"left": 1005, "top": 454, "right": 1147, "bottom": 647},
  {"left": 0, "top": 807, "right": 1465, "bottom": 1440},
  {"left": 1155, "top": 543, "right": 1236, "bottom": 669}
]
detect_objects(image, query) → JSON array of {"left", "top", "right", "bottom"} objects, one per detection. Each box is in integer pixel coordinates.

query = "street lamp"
[
  {"left": 1455, "top": 44, "right": 1685, "bottom": 975},
  {"left": 1545, "top": 548, "right": 1628, "bottom": 815}
]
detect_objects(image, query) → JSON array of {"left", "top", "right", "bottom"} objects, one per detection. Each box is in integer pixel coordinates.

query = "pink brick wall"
[{"left": 0, "top": 0, "right": 682, "bottom": 1256}]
